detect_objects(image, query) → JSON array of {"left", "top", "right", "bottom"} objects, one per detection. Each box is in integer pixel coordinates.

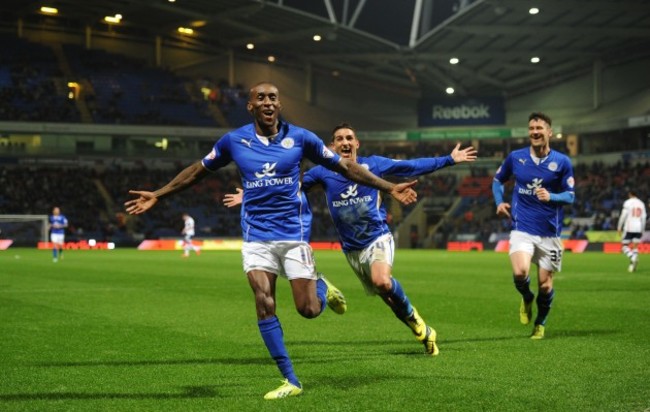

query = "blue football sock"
[
  {"left": 258, "top": 316, "right": 300, "bottom": 388},
  {"left": 316, "top": 278, "right": 328, "bottom": 314},
  {"left": 534, "top": 289, "right": 554, "bottom": 326},
  {"left": 513, "top": 275, "right": 534, "bottom": 302},
  {"left": 52, "top": 248, "right": 58, "bottom": 258},
  {"left": 381, "top": 278, "right": 414, "bottom": 320}
]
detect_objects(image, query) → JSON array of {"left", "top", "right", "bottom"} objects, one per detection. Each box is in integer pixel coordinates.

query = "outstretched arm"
[
  {"left": 334, "top": 158, "right": 417, "bottom": 205},
  {"left": 125, "top": 161, "right": 209, "bottom": 215}
]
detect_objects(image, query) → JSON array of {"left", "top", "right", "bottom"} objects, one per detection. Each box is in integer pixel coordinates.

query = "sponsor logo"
[
  {"left": 244, "top": 176, "right": 294, "bottom": 188},
  {"left": 322, "top": 147, "right": 335, "bottom": 158},
  {"left": 241, "top": 138, "right": 253, "bottom": 148},
  {"left": 567, "top": 176, "right": 575, "bottom": 188},
  {"left": 340, "top": 184, "right": 358, "bottom": 199},
  {"left": 254, "top": 162, "right": 277, "bottom": 178},
  {"left": 245, "top": 162, "right": 294, "bottom": 188},
  {"left": 518, "top": 177, "right": 544, "bottom": 195},
  {"left": 332, "top": 195, "right": 373, "bottom": 208},
  {"left": 432, "top": 104, "right": 490, "bottom": 120},
  {"left": 518, "top": 158, "right": 527, "bottom": 165},
  {"left": 331, "top": 184, "right": 372, "bottom": 207},
  {"left": 526, "top": 178, "right": 543, "bottom": 190},
  {"left": 281, "top": 137, "right": 294, "bottom": 149}
]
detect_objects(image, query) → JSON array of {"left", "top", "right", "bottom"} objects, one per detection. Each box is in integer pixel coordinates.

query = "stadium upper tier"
[{"left": 0, "top": 35, "right": 252, "bottom": 128}]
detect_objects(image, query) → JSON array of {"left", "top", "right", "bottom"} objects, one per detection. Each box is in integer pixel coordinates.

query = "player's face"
[
  {"left": 528, "top": 118, "right": 552, "bottom": 151},
  {"left": 331, "top": 128, "right": 359, "bottom": 160},
  {"left": 247, "top": 83, "right": 282, "bottom": 134},
  {"left": 52, "top": 207, "right": 60, "bottom": 216}
]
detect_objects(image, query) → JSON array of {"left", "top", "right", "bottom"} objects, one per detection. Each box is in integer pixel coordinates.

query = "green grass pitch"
[{"left": 1, "top": 248, "right": 649, "bottom": 411}]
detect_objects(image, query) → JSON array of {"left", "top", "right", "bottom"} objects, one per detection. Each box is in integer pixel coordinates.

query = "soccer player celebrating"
[
  {"left": 617, "top": 189, "right": 647, "bottom": 272},
  {"left": 181, "top": 212, "right": 201, "bottom": 257},
  {"left": 225, "top": 123, "right": 477, "bottom": 356},
  {"left": 125, "top": 82, "right": 418, "bottom": 399},
  {"left": 49, "top": 206, "right": 68, "bottom": 262},
  {"left": 492, "top": 112, "right": 575, "bottom": 339}
]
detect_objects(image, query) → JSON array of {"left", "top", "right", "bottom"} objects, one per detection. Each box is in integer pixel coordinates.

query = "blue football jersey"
[
  {"left": 493, "top": 148, "right": 575, "bottom": 237},
  {"left": 202, "top": 121, "right": 339, "bottom": 242},
  {"left": 49, "top": 215, "right": 68, "bottom": 235},
  {"left": 303, "top": 155, "right": 454, "bottom": 251}
]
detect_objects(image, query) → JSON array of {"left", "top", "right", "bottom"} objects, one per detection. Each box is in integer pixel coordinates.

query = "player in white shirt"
[
  {"left": 181, "top": 213, "right": 201, "bottom": 257},
  {"left": 617, "top": 189, "right": 647, "bottom": 272}
]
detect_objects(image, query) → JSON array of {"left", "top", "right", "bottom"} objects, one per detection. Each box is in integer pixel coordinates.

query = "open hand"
[
  {"left": 223, "top": 188, "right": 243, "bottom": 208},
  {"left": 390, "top": 180, "right": 418, "bottom": 205},
  {"left": 124, "top": 190, "right": 158, "bottom": 215},
  {"left": 450, "top": 143, "right": 478, "bottom": 164}
]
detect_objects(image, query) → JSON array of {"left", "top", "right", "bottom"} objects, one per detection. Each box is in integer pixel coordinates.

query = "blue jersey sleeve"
[
  {"left": 301, "top": 130, "right": 340, "bottom": 170},
  {"left": 492, "top": 179, "right": 505, "bottom": 205},
  {"left": 371, "top": 155, "right": 454, "bottom": 177},
  {"left": 493, "top": 154, "right": 513, "bottom": 183},
  {"left": 550, "top": 157, "right": 575, "bottom": 204},
  {"left": 301, "top": 167, "right": 320, "bottom": 192},
  {"left": 201, "top": 133, "right": 233, "bottom": 171}
]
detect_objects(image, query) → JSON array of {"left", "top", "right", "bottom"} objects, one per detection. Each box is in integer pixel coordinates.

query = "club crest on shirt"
[
  {"left": 548, "top": 161, "right": 558, "bottom": 171},
  {"left": 281, "top": 137, "right": 294, "bottom": 149}
]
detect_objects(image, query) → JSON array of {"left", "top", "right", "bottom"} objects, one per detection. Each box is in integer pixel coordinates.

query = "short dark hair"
[
  {"left": 529, "top": 112, "right": 552, "bottom": 126},
  {"left": 331, "top": 122, "right": 356, "bottom": 141}
]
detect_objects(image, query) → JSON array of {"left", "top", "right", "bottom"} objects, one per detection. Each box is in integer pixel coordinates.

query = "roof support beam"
[
  {"left": 348, "top": 0, "right": 367, "bottom": 28},
  {"left": 409, "top": 0, "right": 424, "bottom": 48},
  {"left": 323, "top": 0, "right": 338, "bottom": 24}
]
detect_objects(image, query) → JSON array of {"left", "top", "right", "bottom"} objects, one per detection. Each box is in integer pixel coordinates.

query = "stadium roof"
[{"left": 3, "top": 0, "right": 650, "bottom": 98}]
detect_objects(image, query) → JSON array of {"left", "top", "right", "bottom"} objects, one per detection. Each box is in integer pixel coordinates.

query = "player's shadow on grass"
[
  {"left": 36, "top": 356, "right": 272, "bottom": 368},
  {"left": 0, "top": 385, "right": 222, "bottom": 402},
  {"left": 441, "top": 328, "right": 618, "bottom": 344},
  {"left": 291, "top": 339, "right": 439, "bottom": 358},
  {"left": 546, "top": 329, "right": 619, "bottom": 338}
]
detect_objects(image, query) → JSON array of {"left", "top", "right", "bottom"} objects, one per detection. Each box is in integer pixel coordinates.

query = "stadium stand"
[{"left": 0, "top": 36, "right": 80, "bottom": 123}]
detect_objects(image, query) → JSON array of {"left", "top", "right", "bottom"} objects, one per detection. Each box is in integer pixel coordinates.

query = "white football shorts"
[
  {"left": 50, "top": 233, "right": 65, "bottom": 244},
  {"left": 509, "top": 230, "right": 563, "bottom": 272},
  {"left": 621, "top": 231, "right": 642, "bottom": 244},
  {"left": 344, "top": 233, "right": 394, "bottom": 295},
  {"left": 242, "top": 241, "right": 317, "bottom": 280}
]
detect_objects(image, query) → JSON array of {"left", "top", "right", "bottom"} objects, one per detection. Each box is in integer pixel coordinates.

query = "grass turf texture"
[{"left": 1, "top": 249, "right": 649, "bottom": 411}]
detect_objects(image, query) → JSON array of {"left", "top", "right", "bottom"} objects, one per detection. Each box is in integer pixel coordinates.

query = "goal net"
[{"left": 0, "top": 215, "right": 49, "bottom": 246}]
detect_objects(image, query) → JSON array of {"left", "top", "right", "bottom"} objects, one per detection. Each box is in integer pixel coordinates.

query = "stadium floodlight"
[{"left": 40, "top": 6, "right": 58, "bottom": 15}]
